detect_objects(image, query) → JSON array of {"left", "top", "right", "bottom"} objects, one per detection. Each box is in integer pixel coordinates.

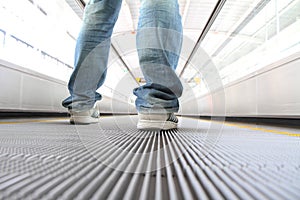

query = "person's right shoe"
[
  {"left": 69, "top": 106, "right": 100, "bottom": 125},
  {"left": 137, "top": 113, "right": 178, "bottom": 130}
]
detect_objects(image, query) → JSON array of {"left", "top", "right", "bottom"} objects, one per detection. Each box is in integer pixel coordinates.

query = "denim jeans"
[{"left": 62, "top": 0, "right": 183, "bottom": 114}]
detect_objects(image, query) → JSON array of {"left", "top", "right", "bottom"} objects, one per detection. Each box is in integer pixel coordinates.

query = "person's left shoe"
[{"left": 69, "top": 106, "right": 100, "bottom": 125}]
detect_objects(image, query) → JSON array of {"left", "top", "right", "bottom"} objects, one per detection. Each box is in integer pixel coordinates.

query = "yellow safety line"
[
  {"left": 217, "top": 121, "right": 300, "bottom": 137},
  {"left": 1, "top": 116, "right": 299, "bottom": 137},
  {"left": 0, "top": 118, "right": 67, "bottom": 125},
  {"left": 0, "top": 115, "right": 116, "bottom": 125}
]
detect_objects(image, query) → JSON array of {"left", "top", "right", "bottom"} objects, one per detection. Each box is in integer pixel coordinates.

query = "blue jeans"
[{"left": 62, "top": 0, "right": 183, "bottom": 113}]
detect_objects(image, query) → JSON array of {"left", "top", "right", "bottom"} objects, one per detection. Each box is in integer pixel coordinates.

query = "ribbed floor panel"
[{"left": 0, "top": 116, "right": 299, "bottom": 200}]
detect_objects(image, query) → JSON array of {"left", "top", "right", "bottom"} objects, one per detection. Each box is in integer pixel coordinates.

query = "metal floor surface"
[{"left": 0, "top": 116, "right": 299, "bottom": 200}]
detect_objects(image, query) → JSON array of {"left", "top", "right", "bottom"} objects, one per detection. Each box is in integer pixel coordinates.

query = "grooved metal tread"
[{"left": 0, "top": 116, "right": 299, "bottom": 200}]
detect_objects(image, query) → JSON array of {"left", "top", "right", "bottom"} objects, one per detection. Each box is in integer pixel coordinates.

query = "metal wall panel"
[
  {"left": 0, "top": 59, "right": 136, "bottom": 114},
  {"left": 257, "top": 57, "right": 300, "bottom": 116},
  {"left": 0, "top": 65, "right": 22, "bottom": 109},
  {"left": 0, "top": 59, "right": 68, "bottom": 112},
  {"left": 21, "top": 74, "right": 58, "bottom": 111},
  {"left": 226, "top": 78, "right": 257, "bottom": 116},
  {"left": 183, "top": 53, "right": 300, "bottom": 118}
]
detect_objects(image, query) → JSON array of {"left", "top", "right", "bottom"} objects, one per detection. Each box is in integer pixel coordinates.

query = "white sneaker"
[
  {"left": 137, "top": 113, "right": 178, "bottom": 130},
  {"left": 69, "top": 105, "right": 100, "bottom": 125}
]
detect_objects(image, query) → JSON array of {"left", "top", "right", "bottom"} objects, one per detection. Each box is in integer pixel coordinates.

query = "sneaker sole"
[
  {"left": 70, "top": 116, "right": 99, "bottom": 125},
  {"left": 137, "top": 120, "right": 177, "bottom": 130}
]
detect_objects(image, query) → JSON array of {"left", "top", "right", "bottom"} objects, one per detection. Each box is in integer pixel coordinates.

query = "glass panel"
[
  {"left": 0, "top": 0, "right": 81, "bottom": 81},
  {"left": 199, "top": 0, "right": 300, "bottom": 85}
]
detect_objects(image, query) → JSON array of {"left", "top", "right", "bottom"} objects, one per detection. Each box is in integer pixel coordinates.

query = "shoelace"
[
  {"left": 90, "top": 103, "right": 100, "bottom": 118},
  {"left": 91, "top": 109, "right": 100, "bottom": 118},
  {"left": 167, "top": 113, "right": 178, "bottom": 123}
]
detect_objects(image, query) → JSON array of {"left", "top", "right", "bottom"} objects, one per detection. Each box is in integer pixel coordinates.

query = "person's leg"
[
  {"left": 62, "top": 0, "right": 122, "bottom": 112},
  {"left": 134, "top": 0, "right": 183, "bottom": 115}
]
